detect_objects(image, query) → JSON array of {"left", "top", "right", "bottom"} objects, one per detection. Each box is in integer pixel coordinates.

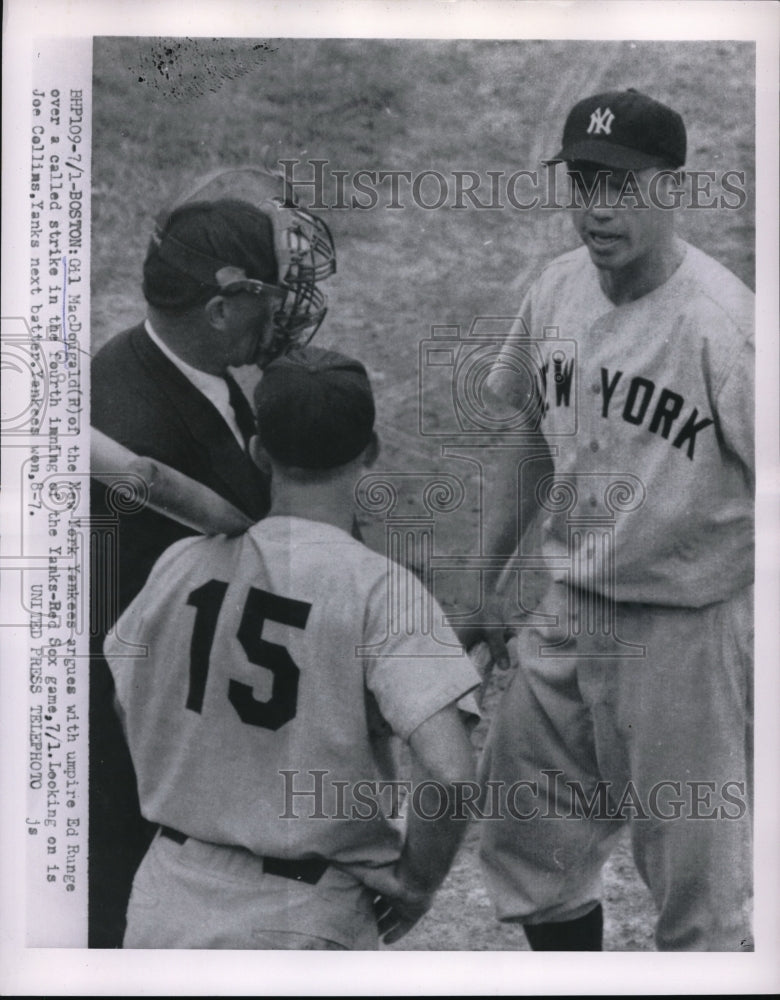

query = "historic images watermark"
[
  {"left": 354, "top": 315, "right": 649, "bottom": 659},
  {"left": 279, "top": 770, "right": 750, "bottom": 822},
  {"left": 278, "top": 158, "right": 748, "bottom": 211}
]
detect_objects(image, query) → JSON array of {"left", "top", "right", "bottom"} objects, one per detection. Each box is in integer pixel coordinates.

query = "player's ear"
[
  {"left": 360, "top": 432, "right": 380, "bottom": 468},
  {"left": 248, "top": 435, "right": 273, "bottom": 476}
]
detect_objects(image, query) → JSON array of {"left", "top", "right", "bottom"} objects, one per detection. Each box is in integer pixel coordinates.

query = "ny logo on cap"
[{"left": 587, "top": 107, "right": 615, "bottom": 136}]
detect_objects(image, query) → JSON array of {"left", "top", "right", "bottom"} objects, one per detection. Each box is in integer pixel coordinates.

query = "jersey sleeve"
[
  {"left": 714, "top": 336, "right": 755, "bottom": 492},
  {"left": 362, "top": 568, "right": 481, "bottom": 741},
  {"left": 484, "top": 285, "right": 544, "bottom": 427}
]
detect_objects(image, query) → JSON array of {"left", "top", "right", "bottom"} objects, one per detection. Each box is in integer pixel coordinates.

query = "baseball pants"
[
  {"left": 123, "top": 828, "right": 380, "bottom": 949},
  {"left": 478, "top": 578, "right": 753, "bottom": 951}
]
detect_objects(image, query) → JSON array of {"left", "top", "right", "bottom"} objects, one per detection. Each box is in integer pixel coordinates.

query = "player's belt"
[
  {"left": 158, "top": 825, "right": 329, "bottom": 884},
  {"left": 159, "top": 825, "right": 188, "bottom": 845}
]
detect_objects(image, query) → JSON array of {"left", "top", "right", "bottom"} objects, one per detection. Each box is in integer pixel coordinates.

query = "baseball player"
[
  {"left": 472, "top": 90, "right": 754, "bottom": 950},
  {"left": 104, "top": 346, "right": 480, "bottom": 949},
  {"left": 90, "top": 169, "right": 337, "bottom": 946}
]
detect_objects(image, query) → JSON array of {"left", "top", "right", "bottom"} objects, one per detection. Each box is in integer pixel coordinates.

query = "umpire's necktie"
[{"left": 224, "top": 373, "right": 256, "bottom": 449}]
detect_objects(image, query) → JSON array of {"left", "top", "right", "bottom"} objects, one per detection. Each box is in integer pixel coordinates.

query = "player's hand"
[
  {"left": 447, "top": 589, "right": 517, "bottom": 673},
  {"left": 363, "top": 864, "right": 435, "bottom": 945},
  {"left": 448, "top": 599, "right": 520, "bottom": 710},
  {"left": 372, "top": 882, "right": 434, "bottom": 945},
  {"left": 484, "top": 624, "right": 517, "bottom": 674}
]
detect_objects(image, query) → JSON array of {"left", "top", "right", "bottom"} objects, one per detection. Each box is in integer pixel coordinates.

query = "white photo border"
[{"left": 2, "top": 0, "right": 778, "bottom": 994}]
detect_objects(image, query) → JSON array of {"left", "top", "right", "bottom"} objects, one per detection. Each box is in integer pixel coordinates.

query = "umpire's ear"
[{"left": 203, "top": 294, "right": 229, "bottom": 329}]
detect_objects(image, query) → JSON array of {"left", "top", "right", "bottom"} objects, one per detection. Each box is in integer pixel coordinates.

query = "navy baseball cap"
[
  {"left": 254, "top": 346, "right": 375, "bottom": 469},
  {"left": 545, "top": 89, "right": 686, "bottom": 169},
  {"left": 143, "top": 198, "right": 278, "bottom": 310}
]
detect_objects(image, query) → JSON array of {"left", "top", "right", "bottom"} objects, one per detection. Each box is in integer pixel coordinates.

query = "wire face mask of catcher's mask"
[{"left": 151, "top": 163, "right": 337, "bottom": 358}]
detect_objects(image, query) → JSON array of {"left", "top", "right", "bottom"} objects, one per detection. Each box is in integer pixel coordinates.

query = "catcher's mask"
[{"left": 151, "top": 165, "right": 336, "bottom": 358}]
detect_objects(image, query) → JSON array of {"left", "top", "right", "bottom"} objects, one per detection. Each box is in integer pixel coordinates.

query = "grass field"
[{"left": 91, "top": 36, "right": 755, "bottom": 951}]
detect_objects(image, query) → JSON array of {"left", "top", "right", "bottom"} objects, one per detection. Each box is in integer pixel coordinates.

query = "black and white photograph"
[{"left": 2, "top": 0, "right": 778, "bottom": 995}]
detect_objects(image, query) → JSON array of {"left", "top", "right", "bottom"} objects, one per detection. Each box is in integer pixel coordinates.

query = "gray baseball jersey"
[
  {"left": 489, "top": 240, "right": 754, "bottom": 606},
  {"left": 105, "top": 515, "right": 480, "bottom": 871},
  {"left": 479, "top": 240, "right": 755, "bottom": 949}
]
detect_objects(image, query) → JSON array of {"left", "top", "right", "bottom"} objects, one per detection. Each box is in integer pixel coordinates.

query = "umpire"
[{"left": 89, "top": 181, "right": 335, "bottom": 946}]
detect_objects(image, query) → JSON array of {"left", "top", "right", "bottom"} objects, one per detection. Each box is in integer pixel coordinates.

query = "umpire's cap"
[
  {"left": 546, "top": 89, "right": 686, "bottom": 169},
  {"left": 143, "top": 198, "right": 278, "bottom": 311},
  {"left": 255, "top": 346, "right": 375, "bottom": 469}
]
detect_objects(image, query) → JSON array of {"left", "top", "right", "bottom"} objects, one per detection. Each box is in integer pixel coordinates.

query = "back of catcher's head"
[{"left": 254, "top": 346, "right": 376, "bottom": 471}]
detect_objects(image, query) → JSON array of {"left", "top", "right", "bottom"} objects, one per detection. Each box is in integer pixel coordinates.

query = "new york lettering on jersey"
[
  {"left": 539, "top": 357, "right": 714, "bottom": 461},
  {"left": 493, "top": 241, "right": 753, "bottom": 606}
]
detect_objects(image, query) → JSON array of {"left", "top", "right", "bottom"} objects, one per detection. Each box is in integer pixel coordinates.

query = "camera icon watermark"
[{"left": 418, "top": 317, "right": 578, "bottom": 438}]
